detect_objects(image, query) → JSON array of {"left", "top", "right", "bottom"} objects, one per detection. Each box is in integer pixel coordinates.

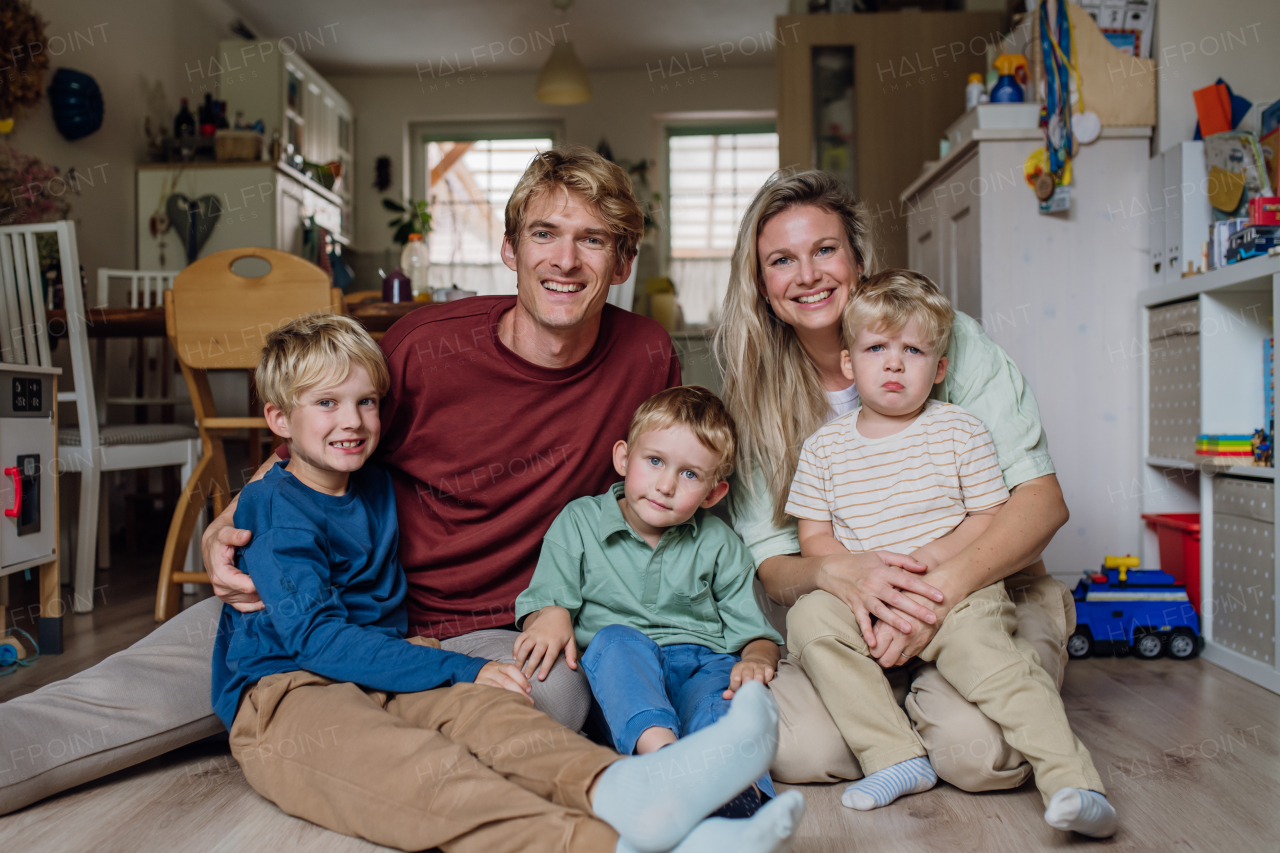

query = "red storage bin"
[{"left": 1140, "top": 513, "right": 1201, "bottom": 613}]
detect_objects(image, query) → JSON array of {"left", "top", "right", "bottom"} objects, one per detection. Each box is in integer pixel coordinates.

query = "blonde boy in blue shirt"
[{"left": 515, "top": 386, "right": 785, "bottom": 817}]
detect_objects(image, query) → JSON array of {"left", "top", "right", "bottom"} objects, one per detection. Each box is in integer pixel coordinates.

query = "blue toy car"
[{"left": 1068, "top": 556, "right": 1201, "bottom": 661}]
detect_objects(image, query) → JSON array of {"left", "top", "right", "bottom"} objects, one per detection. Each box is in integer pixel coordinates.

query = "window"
[
  {"left": 421, "top": 131, "right": 556, "bottom": 296},
  {"left": 666, "top": 128, "right": 778, "bottom": 325}
]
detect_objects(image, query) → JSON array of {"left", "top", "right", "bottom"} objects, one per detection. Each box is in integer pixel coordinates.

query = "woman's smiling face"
[{"left": 756, "top": 204, "right": 862, "bottom": 335}]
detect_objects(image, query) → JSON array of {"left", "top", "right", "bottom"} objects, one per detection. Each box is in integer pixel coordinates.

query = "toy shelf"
[
  {"left": 1138, "top": 253, "right": 1279, "bottom": 695},
  {"left": 1145, "top": 456, "right": 1276, "bottom": 481},
  {"left": 1138, "top": 253, "right": 1280, "bottom": 307}
]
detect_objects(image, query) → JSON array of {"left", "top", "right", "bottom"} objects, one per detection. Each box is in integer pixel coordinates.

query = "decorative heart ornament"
[{"left": 165, "top": 193, "right": 220, "bottom": 263}]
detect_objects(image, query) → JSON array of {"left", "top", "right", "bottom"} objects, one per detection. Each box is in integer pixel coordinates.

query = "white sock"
[
  {"left": 841, "top": 756, "right": 937, "bottom": 811},
  {"left": 593, "top": 681, "right": 779, "bottom": 853},
  {"left": 616, "top": 791, "right": 806, "bottom": 853},
  {"left": 1044, "top": 788, "right": 1118, "bottom": 838}
]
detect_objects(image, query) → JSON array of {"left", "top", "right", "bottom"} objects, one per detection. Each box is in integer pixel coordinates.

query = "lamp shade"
[{"left": 536, "top": 41, "right": 591, "bottom": 104}]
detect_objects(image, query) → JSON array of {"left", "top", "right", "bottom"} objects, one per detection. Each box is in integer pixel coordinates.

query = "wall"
[
  {"left": 329, "top": 65, "right": 775, "bottom": 261},
  {"left": 7, "top": 0, "right": 256, "bottom": 275},
  {"left": 1154, "top": 0, "right": 1280, "bottom": 154}
]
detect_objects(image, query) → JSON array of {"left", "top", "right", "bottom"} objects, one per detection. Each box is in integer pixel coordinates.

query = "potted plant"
[{"left": 382, "top": 197, "right": 432, "bottom": 245}]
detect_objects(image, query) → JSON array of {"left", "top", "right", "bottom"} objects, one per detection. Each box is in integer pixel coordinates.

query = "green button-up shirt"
[{"left": 515, "top": 483, "right": 784, "bottom": 653}]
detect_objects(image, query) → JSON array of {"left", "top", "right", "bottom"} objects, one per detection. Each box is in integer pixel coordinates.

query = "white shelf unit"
[
  {"left": 215, "top": 40, "right": 354, "bottom": 229},
  {"left": 1139, "top": 254, "right": 1278, "bottom": 693}
]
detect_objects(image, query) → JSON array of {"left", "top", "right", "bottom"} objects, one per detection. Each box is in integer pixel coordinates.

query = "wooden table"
[{"left": 45, "top": 300, "right": 429, "bottom": 338}]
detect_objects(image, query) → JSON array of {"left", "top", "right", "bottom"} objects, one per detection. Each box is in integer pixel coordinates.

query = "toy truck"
[{"left": 1068, "top": 556, "right": 1201, "bottom": 661}]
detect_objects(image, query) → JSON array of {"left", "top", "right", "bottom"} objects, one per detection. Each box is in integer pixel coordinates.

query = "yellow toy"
[{"left": 1103, "top": 554, "right": 1141, "bottom": 584}]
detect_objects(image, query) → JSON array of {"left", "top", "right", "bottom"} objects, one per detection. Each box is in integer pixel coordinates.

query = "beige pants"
[
  {"left": 770, "top": 571, "right": 1100, "bottom": 801},
  {"left": 229, "top": 639, "right": 621, "bottom": 853}
]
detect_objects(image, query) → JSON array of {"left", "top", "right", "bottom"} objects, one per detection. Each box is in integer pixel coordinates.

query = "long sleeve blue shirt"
[{"left": 211, "top": 462, "right": 488, "bottom": 729}]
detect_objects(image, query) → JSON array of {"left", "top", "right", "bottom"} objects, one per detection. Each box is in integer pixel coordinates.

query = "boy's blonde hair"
[
  {"left": 505, "top": 145, "right": 644, "bottom": 274},
  {"left": 256, "top": 313, "right": 390, "bottom": 416},
  {"left": 844, "top": 269, "right": 955, "bottom": 356},
  {"left": 626, "top": 386, "right": 738, "bottom": 482}
]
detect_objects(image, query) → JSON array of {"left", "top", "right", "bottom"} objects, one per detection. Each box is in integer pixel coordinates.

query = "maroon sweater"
[{"left": 374, "top": 296, "right": 680, "bottom": 639}]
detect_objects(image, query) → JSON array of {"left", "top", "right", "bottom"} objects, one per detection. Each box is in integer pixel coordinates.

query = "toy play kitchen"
[{"left": 1, "top": 362, "right": 63, "bottom": 657}]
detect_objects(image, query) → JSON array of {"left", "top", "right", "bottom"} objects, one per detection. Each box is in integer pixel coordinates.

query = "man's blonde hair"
[
  {"left": 505, "top": 145, "right": 644, "bottom": 274},
  {"left": 844, "top": 269, "right": 955, "bottom": 356},
  {"left": 256, "top": 313, "right": 390, "bottom": 415},
  {"left": 626, "top": 386, "right": 738, "bottom": 482}
]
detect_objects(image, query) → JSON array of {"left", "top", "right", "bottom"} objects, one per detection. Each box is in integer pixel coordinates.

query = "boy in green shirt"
[{"left": 515, "top": 386, "right": 785, "bottom": 817}]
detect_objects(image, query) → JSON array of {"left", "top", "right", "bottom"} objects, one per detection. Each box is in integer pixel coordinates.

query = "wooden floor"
[{"left": 3, "top": 567, "right": 1280, "bottom": 851}]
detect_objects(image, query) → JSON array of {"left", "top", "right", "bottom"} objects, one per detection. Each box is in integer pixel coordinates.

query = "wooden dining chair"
[{"left": 155, "top": 247, "right": 342, "bottom": 621}]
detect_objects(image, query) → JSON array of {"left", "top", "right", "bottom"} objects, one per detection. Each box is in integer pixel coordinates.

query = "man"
[
  {"left": 0, "top": 147, "right": 679, "bottom": 818},
  {"left": 203, "top": 146, "right": 681, "bottom": 728}
]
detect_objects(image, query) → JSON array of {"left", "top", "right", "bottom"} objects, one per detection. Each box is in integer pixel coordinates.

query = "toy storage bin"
[
  {"left": 1148, "top": 299, "right": 1201, "bottom": 459},
  {"left": 1141, "top": 512, "right": 1202, "bottom": 612},
  {"left": 1211, "top": 478, "right": 1274, "bottom": 665}
]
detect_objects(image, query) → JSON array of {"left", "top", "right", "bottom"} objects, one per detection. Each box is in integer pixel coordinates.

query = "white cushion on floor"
[{"left": 0, "top": 596, "right": 225, "bottom": 816}]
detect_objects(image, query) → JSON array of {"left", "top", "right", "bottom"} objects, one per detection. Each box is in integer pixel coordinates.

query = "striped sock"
[
  {"left": 840, "top": 756, "right": 937, "bottom": 810},
  {"left": 1044, "top": 788, "right": 1118, "bottom": 838}
]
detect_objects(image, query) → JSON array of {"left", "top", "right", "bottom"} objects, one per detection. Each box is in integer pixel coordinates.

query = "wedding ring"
[{"left": 900, "top": 652, "right": 909, "bottom": 658}]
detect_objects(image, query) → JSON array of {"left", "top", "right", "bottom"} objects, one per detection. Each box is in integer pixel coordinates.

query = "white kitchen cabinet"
[
  {"left": 901, "top": 127, "right": 1153, "bottom": 583},
  {"left": 136, "top": 163, "right": 345, "bottom": 271},
  {"left": 214, "top": 40, "right": 354, "bottom": 213}
]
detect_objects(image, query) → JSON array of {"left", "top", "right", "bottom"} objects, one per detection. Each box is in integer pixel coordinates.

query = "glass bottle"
[
  {"left": 174, "top": 98, "right": 195, "bottom": 137},
  {"left": 400, "top": 233, "right": 431, "bottom": 301}
]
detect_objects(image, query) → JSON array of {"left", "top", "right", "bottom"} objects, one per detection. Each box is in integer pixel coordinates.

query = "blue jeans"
[{"left": 581, "top": 624, "right": 775, "bottom": 797}]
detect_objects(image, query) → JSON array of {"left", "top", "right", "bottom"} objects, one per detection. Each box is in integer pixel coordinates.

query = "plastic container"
[
  {"left": 990, "top": 54, "right": 1026, "bottom": 103},
  {"left": 965, "top": 73, "right": 986, "bottom": 111},
  {"left": 1140, "top": 513, "right": 1202, "bottom": 613},
  {"left": 400, "top": 233, "right": 431, "bottom": 299}
]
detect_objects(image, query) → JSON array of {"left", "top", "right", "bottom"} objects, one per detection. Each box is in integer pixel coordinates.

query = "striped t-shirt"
[{"left": 785, "top": 399, "right": 1009, "bottom": 553}]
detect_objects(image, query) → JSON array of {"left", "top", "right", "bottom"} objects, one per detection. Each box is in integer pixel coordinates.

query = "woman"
[{"left": 714, "top": 170, "right": 1075, "bottom": 789}]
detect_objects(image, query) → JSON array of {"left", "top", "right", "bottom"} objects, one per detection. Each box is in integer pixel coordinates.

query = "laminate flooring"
[{"left": 3, "top": 568, "right": 1279, "bottom": 852}]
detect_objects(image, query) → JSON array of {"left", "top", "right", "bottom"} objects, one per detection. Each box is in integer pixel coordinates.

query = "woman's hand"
[
  {"left": 512, "top": 606, "right": 579, "bottom": 681},
  {"left": 815, "top": 550, "right": 944, "bottom": 649}
]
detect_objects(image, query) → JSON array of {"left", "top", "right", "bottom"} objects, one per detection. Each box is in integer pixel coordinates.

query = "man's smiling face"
[{"left": 501, "top": 187, "right": 632, "bottom": 333}]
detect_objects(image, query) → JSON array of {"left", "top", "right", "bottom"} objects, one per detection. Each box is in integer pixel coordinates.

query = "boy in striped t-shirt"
[{"left": 784, "top": 270, "right": 1116, "bottom": 838}]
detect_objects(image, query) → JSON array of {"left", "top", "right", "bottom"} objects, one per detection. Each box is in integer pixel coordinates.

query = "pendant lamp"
[{"left": 536, "top": 0, "right": 591, "bottom": 104}]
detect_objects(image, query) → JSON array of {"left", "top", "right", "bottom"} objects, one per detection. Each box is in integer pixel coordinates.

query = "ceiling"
[{"left": 224, "top": 0, "right": 791, "bottom": 75}]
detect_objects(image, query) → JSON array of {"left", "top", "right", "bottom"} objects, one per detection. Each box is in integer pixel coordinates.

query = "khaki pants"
[
  {"left": 770, "top": 571, "right": 1101, "bottom": 802},
  {"left": 229, "top": 639, "right": 621, "bottom": 853}
]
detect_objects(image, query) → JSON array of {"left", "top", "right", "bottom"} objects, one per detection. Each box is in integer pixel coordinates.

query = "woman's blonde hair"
[
  {"left": 256, "top": 313, "right": 390, "bottom": 415},
  {"left": 844, "top": 269, "right": 954, "bottom": 356},
  {"left": 505, "top": 145, "right": 644, "bottom": 274},
  {"left": 712, "top": 169, "right": 877, "bottom": 526}
]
